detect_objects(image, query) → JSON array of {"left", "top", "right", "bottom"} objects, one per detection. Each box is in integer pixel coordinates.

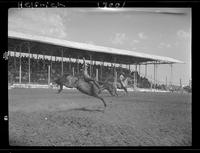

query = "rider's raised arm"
[
  {"left": 83, "top": 57, "right": 88, "bottom": 75},
  {"left": 82, "top": 57, "right": 100, "bottom": 88}
]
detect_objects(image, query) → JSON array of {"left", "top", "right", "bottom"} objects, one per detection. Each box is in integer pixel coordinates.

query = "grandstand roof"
[{"left": 8, "top": 30, "right": 184, "bottom": 65}]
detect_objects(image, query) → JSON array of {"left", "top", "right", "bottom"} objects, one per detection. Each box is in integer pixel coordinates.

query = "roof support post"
[
  {"left": 48, "top": 65, "right": 50, "bottom": 86},
  {"left": 61, "top": 48, "right": 63, "bottom": 76},
  {"left": 120, "top": 63, "right": 122, "bottom": 69},
  {"left": 77, "top": 56, "right": 79, "bottom": 74},
  {"left": 100, "top": 60, "right": 104, "bottom": 81},
  {"left": 50, "top": 52, "right": 52, "bottom": 81},
  {"left": 19, "top": 45, "right": 21, "bottom": 84},
  {"left": 153, "top": 62, "right": 156, "bottom": 91},
  {"left": 69, "top": 56, "right": 71, "bottom": 72},
  {"left": 138, "top": 64, "right": 141, "bottom": 86},
  {"left": 28, "top": 42, "right": 31, "bottom": 84},
  {"left": 134, "top": 64, "right": 137, "bottom": 89},
  {"left": 114, "top": 65, "right": 117, "bottom": 83},
  {"left": 36, "top": 53, "right": 39, "bottom": 82},
  {"left": 139, "top": 64, "right": 141, "bottom": 75},
  {"left": 96, "top": 68, "right": 99, "bottom": 81},
  {"left": 156, "top": 63, "right": 158, "bottom": 87},
  {"left": 89, "top": 55, "right": 92, "bottom": 76},
  {"left": 43, "top": 52, "right": 45, "bottom": 72},
  {"left": 14, "top": 47, "right": 16, "bottom": 76},
  {"left": 72, "top": 66, "right": 74, "bottom": 76},
  {"left": 19, "top": 64, "right": 21, "bottom": 84},
  {"left": 145, "top": 64, "right": 147, "bottom": 78},
  {"left": 170, "top": 63, "right": 173, "bottom": 86},
  {"left": 180, "top": 78, "right": 182, "bottom": 89},
  {"left": 114, "top": 57, "right": 117, "bottom": 83}
]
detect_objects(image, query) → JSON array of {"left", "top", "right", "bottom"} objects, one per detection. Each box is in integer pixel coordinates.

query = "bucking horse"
[{"left": 52, "top": 73, "right": 107, "bottom": 108}]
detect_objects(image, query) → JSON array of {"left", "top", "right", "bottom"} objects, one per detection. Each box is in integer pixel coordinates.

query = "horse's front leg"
[
  {"left": 114, "top": 88, "right": 118, "bottom": 96},
  {"left": 123, "top": 86, "right": 128, "bottom": 95},
  {"left": 91, "top": 83, "right": 107, "bottom": 108},
  {"left": 98, "top": 86, "right": 104, "bottom": 94},
  {"left": 57, "top": 84, "right": 63, "bottom": 93}
]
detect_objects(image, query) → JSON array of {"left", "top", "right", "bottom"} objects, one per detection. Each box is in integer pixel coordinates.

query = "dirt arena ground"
[{"left": 9, "top": 88, "right": 192, "bottom": 146}]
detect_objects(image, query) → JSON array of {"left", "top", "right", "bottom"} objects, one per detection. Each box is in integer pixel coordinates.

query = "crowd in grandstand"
[{"left": 8, "top": 55, "right": 169, "bottom": 90}]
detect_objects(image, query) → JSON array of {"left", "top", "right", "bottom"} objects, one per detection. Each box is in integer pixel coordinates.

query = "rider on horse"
[
  {"left": 82, "top": 57, "right": 100, "bottom": 89},
  {"left": 119, "top": 71, "right": 126, "bottom": 87}
]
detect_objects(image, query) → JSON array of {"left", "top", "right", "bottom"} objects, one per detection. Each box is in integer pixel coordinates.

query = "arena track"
[{"left": 9, "top": 88, "right": 191, "bottom": 146}]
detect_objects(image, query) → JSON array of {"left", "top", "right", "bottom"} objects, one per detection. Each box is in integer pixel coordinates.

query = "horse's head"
[
  {"left": 52, "top": 77, "right": 60, "bottom": 85},
  {"left": 50, "top": 79, "right": 59, "bottom": 88}
]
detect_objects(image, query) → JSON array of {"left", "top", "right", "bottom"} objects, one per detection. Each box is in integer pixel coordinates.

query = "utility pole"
[
  {"left": 48, "top": 65, "right": 50, "bottom": 86},
  {"left": 170, "top": 64, "right": 173, "bottom": 86},
  {"left": 145, "top": 64, "right": 147, "bottom": 78},
  {"left": 28, "top": 42, "right": 31, "bottom": 84},
  {"left": 180, "top": 78, "right": 182, "bottom": 88},
  {"left": 61, "top": 48, "right": 63, "bottom": 76},
  {"left": 134, "top": 64, "right": 137, "bottom": 89}
]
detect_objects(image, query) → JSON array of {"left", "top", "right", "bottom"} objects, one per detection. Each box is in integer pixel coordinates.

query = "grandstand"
[{"left": 8, "top": 31, "right": 184, "bottom": 91}]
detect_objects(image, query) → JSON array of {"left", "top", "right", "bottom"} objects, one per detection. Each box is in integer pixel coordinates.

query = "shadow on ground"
[{"left": 68, "top": 107, "right": 105, "bottom": 113}]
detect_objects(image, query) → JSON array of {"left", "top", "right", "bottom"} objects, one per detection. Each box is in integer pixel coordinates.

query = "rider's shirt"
[
  {"left": 120, "top": 74, "right": 125, "bottom": 81},
  {"left": 82, "top": 61, "right": 100, "bottom": 88},
  {"left": 84, "top": 67, "right": 89, "bottom": 77},
  {"left": 83, "top": 65, "right": 92, "bottom": 81},
  {"left": 119, "top": 74, "right": 126, "bottom": 87}
]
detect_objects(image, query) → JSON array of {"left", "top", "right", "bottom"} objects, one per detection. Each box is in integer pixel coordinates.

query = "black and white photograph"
[{"left": 8, "top": 7, "right": 191, "bottom": 146}]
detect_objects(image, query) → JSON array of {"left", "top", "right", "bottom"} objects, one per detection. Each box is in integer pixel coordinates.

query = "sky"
[{"left": 8, "top": 8, "right": 191, "bottom": 86}]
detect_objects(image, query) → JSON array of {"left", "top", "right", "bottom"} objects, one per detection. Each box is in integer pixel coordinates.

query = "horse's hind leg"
[
  {"left": 98, "top": 96, "right": 107, "bottom": 108},
  {"left": 90, "top": 83, "right": 107, "bottom": 108},
  {"left": 91, "top": 93, "right": 107, "bottom": 108},
  {"left": 123, "top": 86, "right": 128, "bottom": 94},
  {"left": 93, "top": 94, "right": 107, "bottom": 108},
  {"left": 114, "top": 87, "right": 118, "bottom": 96},
  {"left": 97, "top": 92, "right": 107, "bottom": 107}
]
